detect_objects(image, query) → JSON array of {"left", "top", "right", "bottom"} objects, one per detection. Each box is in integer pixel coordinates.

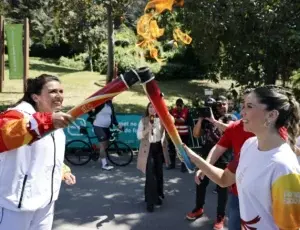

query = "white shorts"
[{"left": 0, "top": 202, "right": 54, "bottom": 230}]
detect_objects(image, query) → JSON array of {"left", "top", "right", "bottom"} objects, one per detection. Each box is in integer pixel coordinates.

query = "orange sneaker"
[
  {"left": 186, "top": 208, "right": 204, "bottom": 221},
  {"left": 213, "top": 215, "right": 225, "bottom": 230}
]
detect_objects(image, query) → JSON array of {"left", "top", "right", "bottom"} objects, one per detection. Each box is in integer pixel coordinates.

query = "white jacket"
[{"left": 0, "top": 102, "right": 66, "bottom": 211}]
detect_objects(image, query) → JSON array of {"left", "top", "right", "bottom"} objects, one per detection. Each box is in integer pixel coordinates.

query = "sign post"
[
  {"left": 2, "top": 17, "right": 29, "bottom": 92},
  {"left": 0, "top": 16, "right": 4, "bottom": 93},
  {"left": 23, "top": 18, "right": 29, "bottom": 92},
  {"left": 5, "top": 24, "right": 24, "bottom": 80}
]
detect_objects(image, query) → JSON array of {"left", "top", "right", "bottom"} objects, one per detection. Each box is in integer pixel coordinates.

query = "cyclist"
[{"left": 89, "top": 100, "right": 122, "bottom": 170}]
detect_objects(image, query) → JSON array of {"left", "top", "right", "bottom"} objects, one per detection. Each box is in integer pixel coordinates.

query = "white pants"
[{"left": 0, "top": 202, "right": 54, "bottom": 230}]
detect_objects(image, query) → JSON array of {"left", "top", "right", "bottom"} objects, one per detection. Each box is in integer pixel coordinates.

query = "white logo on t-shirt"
[{"left": 284, "top": 191, "right": 300, "bottom": 204}]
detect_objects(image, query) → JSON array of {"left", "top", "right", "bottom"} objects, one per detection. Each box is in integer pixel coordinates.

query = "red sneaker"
[
  {"left": 213, "top": 215, "right": 225, "bottom": 230},
  {"left": 186, "top": 208, "right": 204, "bottom": 221}
]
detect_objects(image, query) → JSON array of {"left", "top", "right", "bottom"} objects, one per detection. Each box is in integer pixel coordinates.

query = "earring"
[{"left": 264, "top": 120, "right": 270, "bottom": 127}]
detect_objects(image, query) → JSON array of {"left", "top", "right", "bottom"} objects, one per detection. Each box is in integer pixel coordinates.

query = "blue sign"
[{"left": 64, "top": 113, "right": 142, "bottom": 149}]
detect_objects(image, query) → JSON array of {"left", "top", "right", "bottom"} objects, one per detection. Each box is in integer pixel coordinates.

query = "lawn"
[{"left": 0, "top": 57, "right": 235, "bottom": 113}]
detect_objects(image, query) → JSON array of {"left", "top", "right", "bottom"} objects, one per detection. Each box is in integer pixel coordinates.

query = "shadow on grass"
[{"left": 29, "top": 63, "right": 79, "bottom": 75}]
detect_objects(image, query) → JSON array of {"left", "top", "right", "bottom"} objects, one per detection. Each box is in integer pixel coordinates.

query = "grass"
[{"left": 0, "top": 56, "right": 235, "bottom": 113}]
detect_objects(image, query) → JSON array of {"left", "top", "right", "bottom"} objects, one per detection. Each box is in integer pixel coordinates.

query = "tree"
[
  {"left": 54, "top": 0, "right": 107, "bottom": 71},
  {"left": 184, "top": 0, "right": 300, "bottom": 86},
  {"left": 5, "top": 0, "right": 58, "bottom": 46},
  {"left": 96, "top": 0, "right": 135, "bottom": 83}
]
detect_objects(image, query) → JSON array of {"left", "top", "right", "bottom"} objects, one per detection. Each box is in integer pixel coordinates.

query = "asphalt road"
[{"left": 53, "top": 159, "right": 229, "bottom": 230}]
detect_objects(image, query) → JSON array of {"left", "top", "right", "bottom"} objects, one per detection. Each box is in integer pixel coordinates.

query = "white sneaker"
[{"left": 102, "top": 164, "right": 114, "bottom": 171}]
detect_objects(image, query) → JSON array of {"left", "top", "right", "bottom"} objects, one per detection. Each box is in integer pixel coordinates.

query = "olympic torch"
[
  {"left": 137, "top": 67, "right": 195, "bottom": 173},
  {"left": 67, "top": 70, "right": 141, "bottom": 118}
]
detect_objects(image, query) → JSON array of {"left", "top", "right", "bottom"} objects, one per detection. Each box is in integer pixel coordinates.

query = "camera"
[
  {"left": 198, "top": 106, "right": 212, "bottom": 118},
  {"left": 197, "top": 97, "right": 217, "bottom": 118}
]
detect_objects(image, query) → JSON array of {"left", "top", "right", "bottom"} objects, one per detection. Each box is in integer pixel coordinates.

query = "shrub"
[{"left": 58, "top": 56, "right": 85, "bottom": 70}]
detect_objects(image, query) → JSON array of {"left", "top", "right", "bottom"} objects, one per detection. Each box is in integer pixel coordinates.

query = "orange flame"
[
  {"left": 173, "top": 28, "right": 192, "bottom": 44},
  {"left": 136, "top": 0, "right": 192, "bottom": 63}
]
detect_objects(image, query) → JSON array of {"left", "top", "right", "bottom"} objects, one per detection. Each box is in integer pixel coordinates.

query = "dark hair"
[
  {"left": 216, "top": 95, "right": 227, "bottom": 102},
  {"left": 254, "top": 85, "right": 300, "bottom": 151},
  {"left": 144, "top": 102, "right": 151, "bottom": 117},
  {"left": 227, "top": 94, "right": 233, "bottom": 101},
  {"left": 176, "top": 98, "right": 183, "bottom": 105},
  {"left": 242, "top": 88, "right": 254, "bottom": 96},
  {"left": 17, "top": 74, "right": 60, "bottom": 108},
  {"left": 239, "top": 88, "right": 254, "bottom": 103}
]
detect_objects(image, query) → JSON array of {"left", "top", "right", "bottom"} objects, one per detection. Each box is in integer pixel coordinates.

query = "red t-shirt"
[{"left": 217, "top": 120, "right": 254, "bottom": 195}]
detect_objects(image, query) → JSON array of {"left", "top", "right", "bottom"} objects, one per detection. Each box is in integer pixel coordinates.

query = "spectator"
[
  {"left": 137, "top": 103, "right": 169, "bottom": 212},
  {"left": 191, "top": 88, "right": 254, "bottom": 230},
  {"left": 186, "top": 96, "right": 236, "bottom": 230},
  {"left": 167, "top": 98, "right": 190, "bottom": 172}
]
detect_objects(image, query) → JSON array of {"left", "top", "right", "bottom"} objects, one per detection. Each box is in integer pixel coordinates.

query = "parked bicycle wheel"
[
  {"left": 106, "top": 141, "right": 133, "bottom": 166},
  {"left": 65, "top": 140, "right": 92, "bottom": 166}
]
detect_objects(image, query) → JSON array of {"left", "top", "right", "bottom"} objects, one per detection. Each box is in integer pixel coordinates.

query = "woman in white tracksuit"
[{"left": 0, "top": 74, "right": 75, "bottom": 230}]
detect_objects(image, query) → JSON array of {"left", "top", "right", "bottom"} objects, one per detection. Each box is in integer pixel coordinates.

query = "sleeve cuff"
[
  {"left": 227, "top": 159, "right": 239, "bottom": 174},
  {"left": 31, "top": 112, "right": 54, "bottom": 136}
]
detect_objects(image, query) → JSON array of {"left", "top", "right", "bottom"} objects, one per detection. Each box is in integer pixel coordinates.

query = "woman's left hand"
[
  {"left": 63, "top": 172, "right": 76, "bottom": 185},
  {"left": 183, "top": 145, "right": 202, "bottom": 164}
]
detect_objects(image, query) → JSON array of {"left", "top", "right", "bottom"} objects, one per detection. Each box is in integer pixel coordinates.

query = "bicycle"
[{"left": 65, "top": 126, "right": 134, "bottom": 166}]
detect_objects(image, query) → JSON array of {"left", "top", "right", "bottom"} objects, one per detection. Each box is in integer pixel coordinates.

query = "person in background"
[
  {"left": 193, "top": 88, "right": 253, "bottom": 230},
  {"left": 184, "top": 85, "right": 300, "bottom": 229},
  {"left": 167, "top": 98, "right": 190, "bottom": 172},
  {"left": 137, "top": 103, "right": 169, "bottom": 212},
  {"left": 90, "top": 100, "right": 122, "bottom": 171},
  {"left": 0, "top": 74, "right": 76, "bottom": 230},
  {"left": 227, "top": 95, "right": 241, "bottom": 119},
  {"left": 186, "top": 96, "right": 236, "bottom": 230}
]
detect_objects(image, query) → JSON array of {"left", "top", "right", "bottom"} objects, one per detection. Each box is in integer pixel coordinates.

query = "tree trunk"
[
  {"left": 106, "top": 1, "right": 114, "bottom": 84},
  {"left": 265, "top": 72, "right": 277, "bottom": 85},
  {"left": 265, "top": 62, "right": 277, "bottom": 85},
  {"left": 88, "top": 42, "right": 93, "bottom": 72}
]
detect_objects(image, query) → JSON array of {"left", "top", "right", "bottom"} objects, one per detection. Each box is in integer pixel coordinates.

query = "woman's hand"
[
  {"left": 194, "top": 169, "right": 205, "bottom": 185},
  {"left": 183, "top": 145, "right": 202, "bottom": 165},
  {"left": 204, "top": 107, "right": 216, "bottom": 124},
  {"left": 63, "top": 172, "right": 76, "bottom": 185},
  {"left": 52, "top": 112, "right": 73, "bottom": 129}
]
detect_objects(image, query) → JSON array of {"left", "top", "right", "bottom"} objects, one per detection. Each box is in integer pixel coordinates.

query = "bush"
[
  {"left": 115, "top": 24, "right": 137, "bottom": 45},
  {"left": 58, "top": 56, "right": 85, "bottom": 70},
  {"left": 115, "top": 46, "right": 149, "bottom": 72},
  {"left": 154, "top": 62, "right": 198, "bottom": 81}
]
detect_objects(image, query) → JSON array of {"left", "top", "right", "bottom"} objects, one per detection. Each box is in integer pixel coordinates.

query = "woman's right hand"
[
  {"left": 194, "top": 169, "right": 205, "bottom": 185},
  {"left": 52, "top": 112, "right": 74, "bottom": 129}
]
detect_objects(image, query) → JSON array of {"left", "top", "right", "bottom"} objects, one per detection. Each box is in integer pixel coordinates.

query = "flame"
[
  {"left": 136, "top": 0, "right": 192, "bottom": 63},
  {"left": 173, "top": 28, "right": 192, "bottom": 44}
]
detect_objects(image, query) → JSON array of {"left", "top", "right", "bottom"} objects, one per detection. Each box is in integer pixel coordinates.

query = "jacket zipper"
[
  {"left": 18, "top": 175, "right": 28, "bottom": 208},
  {"left": 49, "top": 133, "right": 56, "bottom": 204}
]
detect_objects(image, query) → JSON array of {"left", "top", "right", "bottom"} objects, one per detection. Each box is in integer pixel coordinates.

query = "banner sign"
[
  {"left": 5, "top": 24, "right": 24, "bottom": 79},
  {"left": 64, "top": 113, "right": 142, "bottom": 149},
  {"left": 64, "top": 114, "right": 202, "bottom": 150}
]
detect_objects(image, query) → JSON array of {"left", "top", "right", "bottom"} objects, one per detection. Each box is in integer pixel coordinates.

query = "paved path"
[{"left": 53, "top": 160, "right": 229, "bottom": 230}]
